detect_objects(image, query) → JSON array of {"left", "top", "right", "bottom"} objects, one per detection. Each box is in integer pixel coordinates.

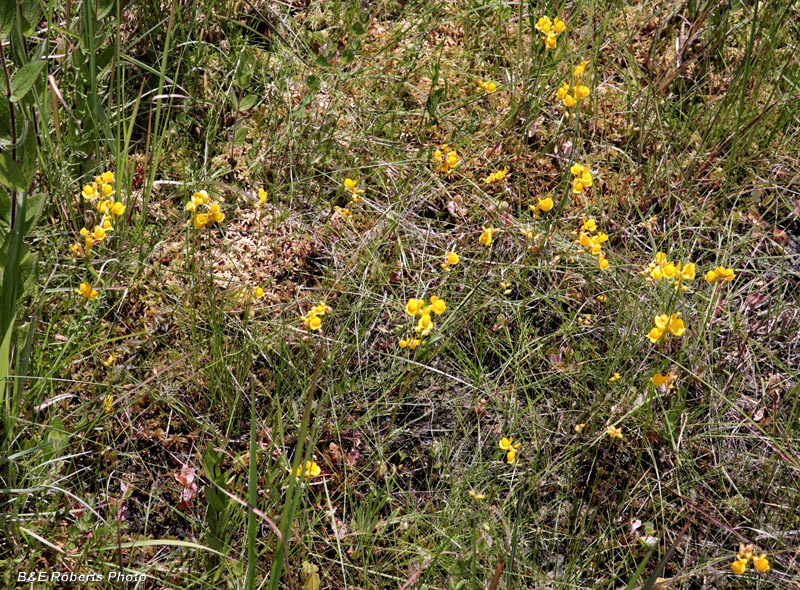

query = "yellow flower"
[
  {"left": 506, "top": 447, "right": 517, "bottom": 463},
  {"left": 608, "top": 373, "right": 620, "bottom": 383},
  {"left": 574, "top": 423, "right": 586, "bottom": 433},
  {"left": 544, "top": 33, "right": 557, "bottom": 50},
  {"left": 76, "top": 282, "right": 98, "bottom": 300},
  {"left": 562, "top": 94, "right": 575, "bottom": 107},
  {"left": 254, "top": 286, "right": 265, "bottom": 299},
  {"left": 498, "top": 437, "right": 515, "bottom": 450},
  {"left": 111, "top": 201, "right": 126, "bottom": 216},
  {"left": 92, "top": 226, "right": 106, "bottom": 241},
  {"left": 651, "top": 372, "right": 676, "bottom": 388},
  {"left": 480, "top": 80, "right": 497, "bottom": 93},
  {"left": 479, "top": 226, "right": 494, "bottom": 246},
  {"left": 434, "top": 145, "right": 459, "bottom": 174},
  {"left": 257, "top": 188, "right": 268, "bottom": 207},
  {"left": 69, "top": 243, "right": 80, "bottom": 257},
  {"left": 101, "top": 183, "right": 114, "bottom": 196},
  {"left": 648, "top": 327, "right": 664, "bottom": 343},
  {"left": 731, "top": 559, "right": 748, "bottom": 575},
  {"left": 597, "top": 294, "right": 607, "bottom": 303},
  {"left": 605, "top": 425, "right": 623, "bottom": 440},
  {"left": 753, "top": 554, "right": 769, "bottom": 573},
  {"left": 574, "top": 84, "right": 590, "bottom": 99},
  {"left": 193, "top": 213, "right": 209, "bottom": 229},
  {"left": 429, "top": 296, "right": 446, "bottom": 315},
  {"left": 102, "top": 354, "right": 116, "bottom": 367},
  {"left": 680, "top": 263, "right": 696, "bottom": 280},
  {"left": 553, "top": 17, "right": 566, "bottom": 33},
  {"left": 405, "top": 298, "right": 424, "bottom": 316},
  {"left": 103, "top": 394, "right": 113, "bottom": 414},
  {"left": 409, "top": 338, "right": 422, "bottom": 349},
  {"left": 705, "top": 266, "right": 735, "bottom": 282},
  {"left": 535, "top": 16, "right": 552, "bottom": 33},
  {"left": 494, "top": 167, "right": 508, "bottom": 180},
  {"left": 536, "top": 197, "right": 554, "bottom": 212},
  {"left": 296, "top": 460, "right": 322, "bottom": 478},
  {"left": 101, "top": 171, "right": 114, "bottom": 184},
  {"left": 304, "top": 314, "right": 322, "bottom": 330},
  {"left": 415, "top": 313, "right": 433, "bottom": 336},
  {"left": 574, "top": 61, "right": 590, "bottom": 78},
  {"left": 468, "top": 490, "right": 486, "bottom": 500},
  {"left": 399, "top": 339, "right": 409, "bottom": 348},
  {"left": 668, "top": 313, "right": 685, "bottom": 336},
  {"left": 81, "top": 184, "right": 96, "bottom": 199},
  {"left": 557, "top": 82, "right": 570, "bottom": 100},
  {"left": 343, "top": 178, "right": 358, "bottom": 191},
  {"left": 500, "top": 281, "right": 512, "bottom": 295},
  {"left": 446, "top": 252, "right": 459, "bottom": 266}
]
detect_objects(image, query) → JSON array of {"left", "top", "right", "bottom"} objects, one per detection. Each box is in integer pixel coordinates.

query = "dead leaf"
[{"left": 175, "top": 464, "right": 198, "bottom": 509}]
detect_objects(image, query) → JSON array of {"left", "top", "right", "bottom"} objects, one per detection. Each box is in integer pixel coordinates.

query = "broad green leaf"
[
  {"left": 0, "top": 97, "right": 11, "bottom": 146},
  {"left": 18, "top": 122, "right": 38, "bottom": 187},
  {"left": 0, "top": 153, "right": 26, "bottom": 191},
  {"left": 10, "top": 61, "right": 47, "bottom": 103},
  {"left": 238, "top": 94, "right": 258, "bottom": 111}
]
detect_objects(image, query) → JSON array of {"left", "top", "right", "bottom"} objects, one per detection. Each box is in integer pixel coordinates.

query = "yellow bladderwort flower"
[
  {"left": 103, "top": 395, "right": 113, "bottom": 414},
  {"left": 605, "top": 425, "right": 623, "bottom": 440},
  {"left": 415, "top": 313, "right": 433, "bottom": 336},
  {"left": 253, "top": 286, "right": 265, "bottom": 299},
  {"left": 305, "top": 314, "right": 322, "bottom": 330},
  {"left": 69, "top": 243, "right": 80, "bottom": 257},
  {"left": 544, "top": 33, "right": 557, "bottom": 49},
  {"left": 574, "top": 84, "right": 590, "bottom": 99},
  {"left": 296, "top": 461, "right": 322, "bottom": 478},
  {"left": 537, "top": 197, "right": 554, "bottom": 212},
  {"left": 482, "top": 167, "right": 508, "bottom": 184},
  {"left": 429, "top": 296, "right": 446, "bottom": 315},
  {"left": 574, "top": 60, "right": 590, "bottom": 78},
  {"left": 705, "top": 266, "right": 735, "bottom": 282},
  {"left": 433, "top": 144, "right": 459, "bottom": 174},
  {"left": 651, "top": 372, "right": 676, "bottom": 388},
  {"left": 257, "top": 188, "right": 268, "bottom": 208},
  {"left": 468, "top": 490, "right": 486, "bottom": 500},
  {"left": 82, "top": 184, "right": 96, "bottom": 199},
  {"left": 499, "top": 437, "right": 521, "bottom": 463},
  {"left": 334, "top": 206, "right": 352, "bottom": 220},
  {"left": 76, "top": 282, "right": 98, "bottom": 300},
  {"left": 102, "top": 354, "right": 116, "bottom": 367},
  {"left": 500, "top": 281, "right": 512, "bottom": 295},
  {"left": 193, "top": 213, "right": 209, "bottom": 229},
  {"left": 574, "top": 423, "right": 586, "bottom": 433},
  {"left": 477, "top": 80, "right": 497, "bottom": 93},
  {"left": 479, "top": 226, "right": 494, "bottom": 246},
  {"left": 535, "top": 16, "right": 552, "bottom": 33},
  {"left": 753, "top": 554, "right": 769, "bottom": 573},
  {"left": 557, "top": 82, "right": 570, "bottom": 101},
  {"left": 92, "top": 225, "right": 107, "bottom": 241},
  {"left": 405, "top": 298, "right": 424, "bottom": 316},
  {"left": 647, "top": 313, "right": 685, "bottom": 343},
  {"left": 731, "top": 559, "right": 748, "bottom": 575},
  {"left": 608, "top": 373, "right": 620, "bottom": 383},
  {"left": 441, "top": 251, "right": 459, "bottom": 272},
  {"left": 553, "top": 17, "right": 566, "bottom": 33}
]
